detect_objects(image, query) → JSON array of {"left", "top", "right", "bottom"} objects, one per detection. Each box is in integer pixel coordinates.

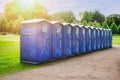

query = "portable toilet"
[
  {"left": 96, "top": 28, "right": 100, "bottom": 50},
  {"left": 105, "top": 29, "right": 108, "bottom": 48},
  {"left": 91, "top": 27, "right": 97, "bottom": 51},
  {"left": 79, "top": 25, "right": 86, "bottom": 53},
  {"left": 106, "top": 29, "right": 109, "bottom": 48},
  {"left": 102, "top": 28, "right": 104, "bottom": 49},
  {"left": 103, "top": 29, "right": 106, "bottom": 49},
  {"left": 109, "top": 29, "right": 112, "bottom": 47},
  {"left": 20, "top": 19, "right": 52, "bottom": 64},
  {"left": 107, "top": 29, "right": 109, "bottom": 48},
  {"left": 99, "top": 28, "right": 104, "bottom": 49},
  {"left": 71, "top": 24, "right": 80, "bottom": 55},
  {"left": 85, "top": 27, "right": 92, "bottom": 52},
  {"left": 51, "top": 21, "right": 64, "bottom": 59},
  {"left": 97, "top": 28, "right": 100, "bottom": 50},
  {"left": 105, "top": 29, "right": 107, "bottom": 48},
  {"left": 95, "top": 28, "right": 99, "bottom": 50},
  {"left": 102, "top": 29, "right": 105, "bottom": 49},
  {"left": 63, "top": 23, "right": 72, "bottom": 57},
  {"left": 91, "top": 27, "right": 94, "bottom": 51},
  {"left": 108, "top": 29, "right": 111, "bottom": 48}
]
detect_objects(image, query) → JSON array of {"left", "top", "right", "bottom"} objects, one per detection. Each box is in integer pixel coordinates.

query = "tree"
[
  {"left": 80, "top": 11, "right": 92, "bottom": 23},
  {"left": 0, "top": 17, "right": 7, "bottom": 32},
  {"left": 4, "top": 0, "right": 49, "bottom": 20},
  {"left": 94, "top": 22, "right": 101, "bottom": 28},
  {"left": 106, "top": 14, "right": 120, "bottom": 26},
  {"left": 91, "top": 10, "right": 105, "bottom": 24},
  {"left": 102, "top": 21, "right": 109, "bottom": 29},
  {"left": 80, "top": 10, "right": 105, "bottom": 24},
  {"left": 118, "top": 25, "right": 120, "bottom": 34},
  {"left": 51, "top": 11, "right": 76, "bottom": 23},
  {"left": 111, "top": 22, "right": 118, "bottom": 34},
  {"left": 81, "top": 20, "right": 88, "bottom": 26}
]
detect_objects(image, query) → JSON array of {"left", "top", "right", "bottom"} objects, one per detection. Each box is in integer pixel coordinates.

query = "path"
[{"left": 0, "top": 45, "right": 120, "bottom": 80}]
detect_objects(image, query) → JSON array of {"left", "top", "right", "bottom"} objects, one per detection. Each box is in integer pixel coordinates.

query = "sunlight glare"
[{"left": 18, "top": 0, "right": 34, "bottom": 10}]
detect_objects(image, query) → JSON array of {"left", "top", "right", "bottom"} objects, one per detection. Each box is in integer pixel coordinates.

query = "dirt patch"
[{"left": 0, "top": 45, "right": 120, "bottom": 80}]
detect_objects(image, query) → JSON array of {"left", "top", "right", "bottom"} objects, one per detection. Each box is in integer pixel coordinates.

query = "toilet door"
[
  {"left": 37, "top": 23, "right": 51, "bottom": 62},
  {"left": 21, "top": 26, "right": 37, "bottom": 61},
  {"left": 54, "top": 25, "right": 62, "bottom": 58}
]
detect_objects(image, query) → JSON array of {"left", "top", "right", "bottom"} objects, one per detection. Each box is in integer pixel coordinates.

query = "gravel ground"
[{"left": 0, "top": 45, "right": 120, "bottom": 80}]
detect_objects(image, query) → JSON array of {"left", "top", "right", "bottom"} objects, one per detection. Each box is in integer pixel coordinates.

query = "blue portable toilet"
[
  {"left": 109, "top": 29, "right": 112, "bottom": 47},
  {"left": 106, "top": 29, "right": 109, "bottom": 48},
  {"left": 20, "top": 19, "right": 52, "bottom": 64},
  {"left": 99, "top": 28, "right": 104, "bottom": 49},
  {"left": 105, "top": 29, "right": 107, "bottom": 48},
  {"left": 85, "top": 27, "right": 92, "bottom": 52},
  {"left": 103, "top": 29, "right": 105, "bottom": 48},
  {"left": 91, "top": 27, "right": 94, "bottom": 51},
  {"left": 96, "top": 28, "right": 100, "bottom": 50},
  {"left": 91, "top": 27, "right": 97, "bottom": 51},
  {"left": 105, "top": 29, "right": 108, "bottom": 48},
  {"left": 71, "top": 24, "right": 80, "bottom": 55},
  {"left": 103, "top": 29, "right": 107, "bottom": 49},
  {"left": 79, "top": 25, "right": 86, "bottom": 53},
  {"left": 97, "top": 28, "right": 100, "bottom": 50},
  {"left": 102, "top": 28, "right": 104, "bottom": 49},
  {"left": 95, "top": 28, "right": 98, "bottom": 50},
  {"left": 63, "top": 23, "right": 72, "bottom": 57},
  {"left": 51, "top": 21, "right": 64, "bottom": 59}
]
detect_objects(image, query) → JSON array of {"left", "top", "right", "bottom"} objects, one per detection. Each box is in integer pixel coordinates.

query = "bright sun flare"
[{"left": 18, "top": 0, "right": 34, "bottom": 10}]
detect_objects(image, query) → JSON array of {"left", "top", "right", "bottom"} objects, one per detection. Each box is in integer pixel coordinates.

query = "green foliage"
[
  {"left": 0, "top": 17, "right": 7, "bottom": 32},
  {"left": 118, "top": 25, "right": 120, "bottom": 34},
  {"left": 50, "top": 11, "right": 76, "bottom": 23},
  {"left": 12, "top": 15, "right": 24, "bottom": 34},
  {"left": 4, "top": 0, "right": 49, "bottom": 20},
  {"left": 94, "top": 22, "right": 101, "bottom": 28},
  {"left": 71, "top": 20, "right": 78, "bottom": 24},
  {"left": 80, "top": 10, "right": 105, "bottom": 24},
  {"left": 102, "top": 21, "right": 109, "bottom": 29},
  {"left": 1, "top": 0, "right": 50, "bottom": 33},
  {"left": 80, "top": 11, "right": 92, "bottom": 23},
  {"left": 91, "top": 10, "right": 105, "bottom": 24},
  {"left": 106, "top": 14, "right": 120, "bottom": 26},
  {"left": 0, "top": 16, "right": 24, "bottom": 33},
  {"left": 81, "top": 20, "right": 88, "bottom": 26},
  {"left": 1, "top": 1, "right": 120, "bottom": 34},
  {"left": 111, "top": 22, "right": 118, "bottom": 34}
]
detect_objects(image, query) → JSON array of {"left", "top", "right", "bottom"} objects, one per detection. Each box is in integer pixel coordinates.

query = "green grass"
[
  {"left": 0, "top": 34, "right": 120, "bottom": 77},
  {"left": 112, "top": 34, "right": 120, "bottom": 44},
  {"left": 0, "top": 35, "right": 57, "bottom": 77},
  {"left": 0, "top": 35, "right": 36, "bottom": 76}
]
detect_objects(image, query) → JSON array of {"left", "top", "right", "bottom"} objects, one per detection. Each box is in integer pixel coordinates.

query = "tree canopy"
[
  {"left": 51, "top": 11, "right": 76, "bottom": 23},
  {"left": 118, "top": 25, "right": 120, "bottom": 34},
  {"left": 80, "top": 10, "right": 105, "bottom": 24},
  {"left": 111, "top": 22, "right": 118, "bottom": 34},
  {"left": 4, "top": 0, "right": 49, "bottom": 20},
  {"left": 102, "top": 21, "right": 109, "bottom": 29},
  {"left": 1, "top": 1, "right": 120, "bottom": 34},
  {"left": 106, "top": 14, "right": 120, "bottom": 26}
]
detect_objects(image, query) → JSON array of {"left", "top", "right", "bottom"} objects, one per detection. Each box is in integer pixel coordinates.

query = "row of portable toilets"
[{"left": 20, "top": 19, "right": 112, "bottom": 64}]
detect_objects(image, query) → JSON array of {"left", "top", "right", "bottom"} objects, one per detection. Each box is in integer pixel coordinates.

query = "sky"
[{"left": 0, "top": 0, "right": 120, "bottom": 20}]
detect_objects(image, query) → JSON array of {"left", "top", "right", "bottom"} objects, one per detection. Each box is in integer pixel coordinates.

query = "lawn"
[
  {"left": 0, "top": 35, "right": 56, "bottom": 77},
  {"left": 0, "top": 34, "right": 120, "bottom": 77},
  {"left": 112, "top": 34, "right": 120, "bottom": 44}
]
